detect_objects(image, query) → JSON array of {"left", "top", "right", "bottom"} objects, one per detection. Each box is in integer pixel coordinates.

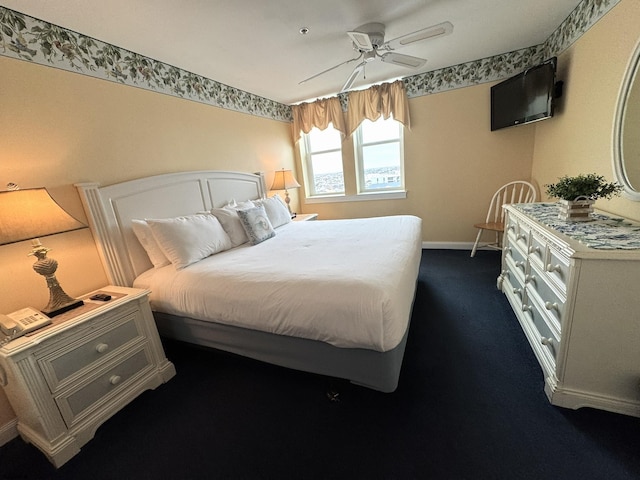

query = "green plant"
[{"left": 545, "top": 173, "right": 623, "bottom": 201}]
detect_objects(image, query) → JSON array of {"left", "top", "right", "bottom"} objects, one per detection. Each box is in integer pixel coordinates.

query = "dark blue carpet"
[{"left": 1, "top": 250, "right": 639, "bottom": 479}]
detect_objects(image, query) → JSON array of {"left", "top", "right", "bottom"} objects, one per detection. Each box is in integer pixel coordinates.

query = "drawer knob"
[
  {"left": 541, "top": 337, "right": 554, "bottom": 347},
  {"left": 96, "top": 343, "right": 109, "bottom": 353},
  {"left": 515, "top": 261, "right": 525, "bottom": 270},
  {"left": 109, "top": 375, "right": 122, "bottom": 385},
  {"left": 522, "top": 304, "right": 532, "bottom": 312},
  {"left": 507, "top": 224, "right": 516, "bottom": 231},
  {"left": 529, "top": 246, "right": 540, "bottom": 254},
  {"left": 513, "top": 288, "right": 522, "bottom": 295},
  {"left": 545, "top": 302, "right": 559, "bottom": 311},
  {"left": 517, "top": 233, "right": 527, "bottom": 241},
  {"left": 546, "top": 263, "right": 561, "bottom": 273},
  {"left": 525, "top": 274, "right": 536, "bottom": 284}
]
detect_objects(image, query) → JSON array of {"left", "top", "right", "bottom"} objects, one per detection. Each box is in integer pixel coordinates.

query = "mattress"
[{"left": 134, "top": 215, "right": 422, "bottom": 352}]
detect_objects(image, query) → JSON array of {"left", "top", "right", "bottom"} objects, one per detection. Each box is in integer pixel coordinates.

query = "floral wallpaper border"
[
  {"left": 403, "top": 0, "right": 620, "bottom": 99},
  {"left": 0, "top": 0, "right": 621, "bottom": 120},
  {"left": 0, "top": 6, "right": 291, "bottom": 122}
]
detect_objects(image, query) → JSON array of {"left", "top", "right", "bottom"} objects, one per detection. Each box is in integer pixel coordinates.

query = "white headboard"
[{"left": 76, "top": 170, "right": 267, "bottom": 287}]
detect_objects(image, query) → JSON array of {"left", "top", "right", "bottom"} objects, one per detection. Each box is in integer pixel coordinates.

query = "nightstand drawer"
[
  {"left": 56, "top": 346, "right": 153, "bottom": 428},
  {"left": 38, "top": 309, "right": 144, "bottom": 392}
]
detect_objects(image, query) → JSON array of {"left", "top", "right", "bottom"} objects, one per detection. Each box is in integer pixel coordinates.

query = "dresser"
[
  {"left": 497, "top": 204, "right": 640, "bottom": 417},
  {"left": 0, "top": 286, "right": 176, "bottom": 467}
]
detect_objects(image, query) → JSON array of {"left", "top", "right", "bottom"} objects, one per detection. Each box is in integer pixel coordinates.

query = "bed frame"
[{"left": 76, "top": 170, "right": 412, "bottom": 393}]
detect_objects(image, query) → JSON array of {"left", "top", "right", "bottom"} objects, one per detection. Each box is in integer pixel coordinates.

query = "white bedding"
[{"left": 134, "top": 215, "right": 422, "bottom": 352}]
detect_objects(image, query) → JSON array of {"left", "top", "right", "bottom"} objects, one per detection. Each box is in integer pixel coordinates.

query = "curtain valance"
[
  {"left": 346, "top": 80, "right": 410, "bottom": 137},
  {"left": 291, "top": 80, "right": 410, "bottom": 141},
  {"left": 291, "top": 97, "right": 346, "bottom": 142}
]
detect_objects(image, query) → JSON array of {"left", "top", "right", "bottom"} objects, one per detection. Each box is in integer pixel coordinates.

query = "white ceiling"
[{"left": 1, "top": 0, "right": 582, "bottom": 105}]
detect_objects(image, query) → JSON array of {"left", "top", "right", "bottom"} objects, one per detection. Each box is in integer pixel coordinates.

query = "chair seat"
[
  {"left": 470, "top": 180, "right": 537, "bottom": 257},
  {"left": 472, "top": 221, "right": 504, "bottom": 232}
]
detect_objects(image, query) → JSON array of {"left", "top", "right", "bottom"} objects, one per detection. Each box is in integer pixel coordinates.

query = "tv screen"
[{"left": 491, "top": 57, "right": 557, "bottom": 131}]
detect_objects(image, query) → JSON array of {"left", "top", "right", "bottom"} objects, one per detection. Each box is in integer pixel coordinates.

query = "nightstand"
[
  {"left": 293, "top": 213, "right": 318, "bottom": 221},
  {"left": 0, "top": 286, "right": 175, "bottom": 468}
]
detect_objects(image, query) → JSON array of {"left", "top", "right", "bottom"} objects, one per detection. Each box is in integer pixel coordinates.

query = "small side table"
[
  {"left": 0, "top": 286, "right": 175, "bottom": 467},
  {"left": 293, "top": 213, "right": 318, "bottom": 222}
]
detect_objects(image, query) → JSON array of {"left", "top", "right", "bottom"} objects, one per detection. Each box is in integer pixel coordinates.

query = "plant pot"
[{"left": 558, "top": 198, "right": 595, "bottom": 222}]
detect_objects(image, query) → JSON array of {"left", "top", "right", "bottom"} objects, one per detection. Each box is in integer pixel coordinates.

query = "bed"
[{"left": 76, "top": 170, "right": 422, "bottom": 392}]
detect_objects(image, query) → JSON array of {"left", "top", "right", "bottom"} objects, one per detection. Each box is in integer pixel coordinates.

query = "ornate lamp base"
[{"left": 30, "top": 243, "right": 83, "bottom": 317}]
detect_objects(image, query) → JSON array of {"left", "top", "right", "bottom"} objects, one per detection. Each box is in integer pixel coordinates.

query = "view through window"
[
  {"left": 355, "top": 117, "right": 404, "bottom": 193},
  {"left": 300, "top": 117, "right": 404, "bottom": 198},
  {"left": 302, "top": 125, "right": 344, "bottom": 195}
]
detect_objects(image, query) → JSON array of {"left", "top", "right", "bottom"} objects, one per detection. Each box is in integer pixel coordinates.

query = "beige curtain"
[
  {"left": 345, "top": 80, "right": 410, "bottom": 137},
  {"left": 291, "top": 97, "right": 346, "bottom": 142}
]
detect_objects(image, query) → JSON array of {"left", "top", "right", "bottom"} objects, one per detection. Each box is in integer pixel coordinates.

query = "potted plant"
[{"left": 545, "top": 173, "right": 622, "bottom": 221}]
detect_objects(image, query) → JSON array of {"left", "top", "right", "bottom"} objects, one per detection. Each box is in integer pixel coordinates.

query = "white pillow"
[
  {"left": 210, "top": 207, "right": 249, "bottom": 247},
  {"left": 146, "top": 214, "right": 232, "bottom": 269},
  {"left": 131, "top": 219, "right": 171, "bottom": 268},
  {"left": 237, "top": 205, "right": 276, "bottom": 245},
  {"left": 225, "top": 199, "right": 255, "bottom": 210},
  {"left": 255, "top": 195, "right": 291, "bottom": 228}
]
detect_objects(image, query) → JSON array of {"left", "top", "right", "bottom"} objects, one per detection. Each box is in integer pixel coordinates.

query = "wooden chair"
[{"left": 470, "top": 181, "right": 537, "bottom": 257}]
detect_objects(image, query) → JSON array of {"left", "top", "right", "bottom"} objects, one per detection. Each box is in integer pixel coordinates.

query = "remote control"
[{"left": 90, "top": 293, "right": 112, "bottom": 301}]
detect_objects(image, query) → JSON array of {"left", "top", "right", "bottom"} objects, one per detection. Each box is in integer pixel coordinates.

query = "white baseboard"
[
  {"left": 422, "top": 242, "right": 474, "bottom": 250},
  {"left": 0, "top": 418, "right": 18, "bottom": 447}
]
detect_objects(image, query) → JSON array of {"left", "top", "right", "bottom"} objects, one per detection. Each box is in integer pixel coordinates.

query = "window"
[
  {"left": 300, "top": 125, "right": 344, "bottom": 196},
  {"left": 354, "top": 117, "right": 404, "bottom": 194}
]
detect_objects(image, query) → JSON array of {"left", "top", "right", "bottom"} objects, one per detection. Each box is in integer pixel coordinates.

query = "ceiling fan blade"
[
  {"left": 380, "top": 52, "right": 426, "bottom": 69},
  {"left": 384, "top": 21, "right": 453, "bottom": 49},
  {"left": 347, "top": 30, "right": 373, "bottom": 51},
  {"left": 341, "top": 63, "right": 365, "bottom": 92},
  {"left": 298, "top": 54, "right": 363, "bottom": 85}
]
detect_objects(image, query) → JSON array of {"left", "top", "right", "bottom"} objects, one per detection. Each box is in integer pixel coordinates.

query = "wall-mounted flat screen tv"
[{"left": 491, "top": 57, "right": 558, "bottom": 131}]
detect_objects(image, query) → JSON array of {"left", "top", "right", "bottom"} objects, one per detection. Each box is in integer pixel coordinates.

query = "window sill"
[{"left": 304, "top": 190, "right": 407, "bottom": 204}]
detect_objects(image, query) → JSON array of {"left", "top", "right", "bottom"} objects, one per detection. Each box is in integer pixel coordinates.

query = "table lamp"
[
  {"left": 0, "top": 186, "right": 87, "bottom": 317},
  {"left": 271, "top": 169, "right": 300, "bottom": 217}
]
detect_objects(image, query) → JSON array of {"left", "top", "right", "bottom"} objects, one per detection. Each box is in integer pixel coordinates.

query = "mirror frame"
[{"left": 613, "top": 37, "right": 640, "bottom": 201}]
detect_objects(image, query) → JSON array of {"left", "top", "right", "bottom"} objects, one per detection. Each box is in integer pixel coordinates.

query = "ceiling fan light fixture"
[{"left": 348, "top": 31, "right": 373, "bottom": 51}]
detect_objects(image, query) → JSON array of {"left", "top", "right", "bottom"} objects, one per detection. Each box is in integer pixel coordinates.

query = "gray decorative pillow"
[{"left": 237, "top": 205, "right": 276, "bottom": 245}]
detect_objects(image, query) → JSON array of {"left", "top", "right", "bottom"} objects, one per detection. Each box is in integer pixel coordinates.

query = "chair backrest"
[{"left": 485, "top": 181, "right": 537, "bottom": 223}]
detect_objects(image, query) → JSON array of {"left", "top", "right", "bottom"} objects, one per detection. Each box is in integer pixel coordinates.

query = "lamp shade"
[
  {"left": 0, "top": 188, "right": 86, "bottom": 245},
  {"left": 271, "top": 169, "right": 301, "bottom": 191}
]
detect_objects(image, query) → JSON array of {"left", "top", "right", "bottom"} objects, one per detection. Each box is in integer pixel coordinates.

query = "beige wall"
[
  {"left": 532, "top": 0, "right": 640, "bottom": 221},
  {"left": 299, "top": 83, "right": 536, "bottom": 243},
  {"left": 0, "top": 57, "right": 296, "bottom": 315}
]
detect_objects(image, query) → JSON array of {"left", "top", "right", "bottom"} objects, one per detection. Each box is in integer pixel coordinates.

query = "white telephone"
[{"left": 0, "top": 307, "right": 52, "bottom": 339}]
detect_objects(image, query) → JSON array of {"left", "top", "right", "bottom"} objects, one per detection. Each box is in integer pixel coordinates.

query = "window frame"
[
  {"left": 353, "top": 117, "right": 405, "bottom": 195},
  {"left": 299, "top": 125, "right": 345, "bottom": 197}
]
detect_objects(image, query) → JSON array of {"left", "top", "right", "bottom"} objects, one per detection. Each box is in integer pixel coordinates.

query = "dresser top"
[{"left": 509, "top": 203, "right": 640, "bottom": 253}]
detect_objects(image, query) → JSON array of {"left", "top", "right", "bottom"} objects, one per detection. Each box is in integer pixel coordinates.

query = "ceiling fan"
[{"left": 299, "top": 21, "right": 453, "bottom": 93}]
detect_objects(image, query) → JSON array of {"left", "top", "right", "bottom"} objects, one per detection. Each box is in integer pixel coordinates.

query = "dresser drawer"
[
  {"left": 505, "top": 245, "right": 528, "bottom": 277},
  {"left": 544, "top": 246, "right": 571, "bottom": 293},
  {"left": 522, "top": 291, "right": 560, "bottom": 362},
  {"left": 514, "top": 220, "right": 532, "bottom": 252},
  {"left": 528, "top": 232, "right": 547, "bottom": 269},
  {"left": 502, "top": 268, "right": 525, "bottom": 310},
  {"left": 38, "top": 309, "right": 144, "bottom": 392},
  {"left": 525, "top": 264, "right": 564, "bottom": 334},
  {"left": 55, "top": 346, "right": 153, "bottom": 428}
]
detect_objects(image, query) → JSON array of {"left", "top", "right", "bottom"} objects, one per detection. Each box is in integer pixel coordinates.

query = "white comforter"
[{"left": 134, "top": 215, "right": 422, "bottom": 352}]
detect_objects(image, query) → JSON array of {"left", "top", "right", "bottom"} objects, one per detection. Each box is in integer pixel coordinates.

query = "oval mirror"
[{"left": 613, "top": 39, "right": 640, "bottom": 201}]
